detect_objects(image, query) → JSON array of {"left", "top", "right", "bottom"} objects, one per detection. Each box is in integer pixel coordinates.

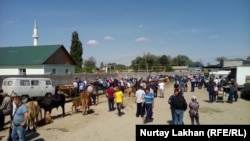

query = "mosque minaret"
[{"left": 32, "top": 19, "right": 39, "bottom": 46}]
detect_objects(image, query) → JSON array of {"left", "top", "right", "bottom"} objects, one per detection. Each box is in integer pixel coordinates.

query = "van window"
[
  {"left": 3, "top": 80, "right": 13, "bottom": 86},
  {"left": 31, "top": 80, "right": 39, "bottom": 86},
  {"left": 46, "top": 80, "right": 52, "bottom": 85},
  {"left": 8, "top": 81, "right": 13, "bottom": 86},
  {"left": 20, "top": 80, "right": 30, "bottom": 86}
]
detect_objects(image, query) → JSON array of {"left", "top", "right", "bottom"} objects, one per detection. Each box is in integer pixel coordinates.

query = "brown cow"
[
  {"left": 26, "top": 100, "right": 42, "bottom": 130},
  {"left": 44, "top": 111, "right": 53, "bottom": 124},
  {"left": 80, "top": 91, "right": 91, "bottom": 115},
  {"left": 124, "top": 87, "right": 134, "bottom": 97},
  {"left": 71, "top": 97, "right": 82, "bottom": 114},
  {"left": 37, "top": 111, "right": 53, "bottom": 126}
]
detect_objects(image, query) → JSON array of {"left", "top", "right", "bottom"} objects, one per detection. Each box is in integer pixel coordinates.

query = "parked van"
[{"left": 1, "top": 77, "right": 55, "bottom": 102}]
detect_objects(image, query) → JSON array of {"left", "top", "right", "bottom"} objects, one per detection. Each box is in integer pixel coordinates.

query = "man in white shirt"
[
  {"left": 135, "top": 86, "right": 145, "bottom": 117},
  {"left": 73, "top": 77, "right": 79, "bottom": 95},
  {"left": 214, "top": 77, "right": 219, "bottom": 87},
  {"left": 158, "top": 80, "right": 165, "bottom": 98}
]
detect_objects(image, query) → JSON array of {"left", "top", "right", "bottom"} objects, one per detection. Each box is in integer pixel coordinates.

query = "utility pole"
[{"left": 144, "top": 52, "right": 148, "bottom": 73}]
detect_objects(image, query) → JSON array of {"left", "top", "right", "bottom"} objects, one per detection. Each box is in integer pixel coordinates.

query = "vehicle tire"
[
  {"left": 45, "top": 93, "right": 52, "bottom": 97},
  {"left": 21, "top": 95, "right": 29, "bottom": 103}
]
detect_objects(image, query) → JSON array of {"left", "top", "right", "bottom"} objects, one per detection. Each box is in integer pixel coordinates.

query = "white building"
[{"left": 0, "top": 44, "right": 76, "bottom": 75}]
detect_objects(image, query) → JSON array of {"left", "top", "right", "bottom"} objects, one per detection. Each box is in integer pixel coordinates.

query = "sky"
[{"left": 0, "top": 0, "right": 249, "bottom": 67}]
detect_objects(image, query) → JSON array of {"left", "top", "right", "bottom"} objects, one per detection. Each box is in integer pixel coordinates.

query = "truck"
[
  {"left": 229, "top": 66, "right": 250, "bottom": 88},
  {"left": 241, "top": 75, "right": 250, "bottom": 99},
  {"left": 223, "top": 66, "right": 250, "bottom": 93}
]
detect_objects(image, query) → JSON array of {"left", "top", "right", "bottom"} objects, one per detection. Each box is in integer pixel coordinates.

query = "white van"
[{"left": 1, "top": 77, "right": 55, "bottom": 102}]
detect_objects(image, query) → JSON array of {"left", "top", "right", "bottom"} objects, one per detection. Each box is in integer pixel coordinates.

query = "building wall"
[
  {"left": 44, "top": 64, "right": 75, "bottom": 74},
  {"left": 223, "top": 60, "right": 243, "bottom": 67},
  {"left": 172, "top": 66, "right": 189, "bottom": 72},
  {"left": 0, "top": 64, "right": 75, "bottom": 75},
  {"left": 0, "top": 65, "right": 44, "bottom": 75}
]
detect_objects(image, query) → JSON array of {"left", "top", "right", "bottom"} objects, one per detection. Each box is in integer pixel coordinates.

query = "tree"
[
  {"left": 171, "top": 55, "right": 190, "bottom": 66},
  {"left": 215, "top": 56, "right": 227, "bottom": 63},
  {"left": 70, "top": 31, "right": 83, "bottom": 68},
  {"left": 247, "top": 56, "right": 250, "bottom": 60},
  {"left": 189, "top": 61, "right": 203, "bottom": 67},
  {"left": 158, "top": 55, "right": 170, "bottom": 66},
  {"left": 84, "top": 56, "right": 96, "bottom": 69},
  {"left": 131, "top": 56, "right": 145, "bottom": 71}
]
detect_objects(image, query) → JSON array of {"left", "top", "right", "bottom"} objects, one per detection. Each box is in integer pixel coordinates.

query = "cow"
[
  {"left": 26, "top": 100, "right": 42, "bottom": 130},
  {"left": 37, "top": 92, "right": 66, "bottom": 119},
  {"left": 71, "top": 97, "right": 82, "bottom": 114},
  {"left": 80, "top": 91, "right": 91, "bottom": 115},
  {"left": 124, "top": 87, "right": 133, "bottom": 97},
  {"left": 36, "top": 111, "right": 53, "bottom": 126}
]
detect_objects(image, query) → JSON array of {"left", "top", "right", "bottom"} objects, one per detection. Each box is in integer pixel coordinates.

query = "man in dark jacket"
[
  {"left": 207, "top": 79, "right": 216, "bottom": 103},
  {"left": 170, "top": 91, "right": 187, "bottom": 125}
]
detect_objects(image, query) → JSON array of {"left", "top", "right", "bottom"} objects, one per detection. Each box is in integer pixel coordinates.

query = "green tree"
[
  {"left": 70, "top": 31, "right": 83, "bottom": 69},
  {"left": 158, "top": 55, "right": 170, "bottom": 66},
  {"left": 171, "top": 55, "right": 190, "bottom": 66},
  {"left": 84, "top": 56, "right": 96, "bottom": 69},
  {"left": 247, "top": 56, "right": 250, "bottom": 60},
  {"left": 189, "top": 61, "right": 203, "bottom": 67},
  {"left": 131, "top": 56, "right": 145, "bottom": 71},
  {"left": 215, "top": 56, "right": 227, "bottom": 63}
]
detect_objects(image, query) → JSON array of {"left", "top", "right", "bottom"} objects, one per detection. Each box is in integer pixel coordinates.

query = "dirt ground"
[{"left": 1, "top": 82, "right": 250, "bottom": 141}]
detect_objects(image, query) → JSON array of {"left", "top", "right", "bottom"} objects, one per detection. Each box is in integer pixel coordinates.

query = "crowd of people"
[{"left": 0, "top": 73, "right": 240, "bottom": 140}]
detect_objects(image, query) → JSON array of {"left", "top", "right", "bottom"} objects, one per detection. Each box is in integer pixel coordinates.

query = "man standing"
[
  {"left": 0, "top": 93, "right": 11, "bottom": 115},
  {"left": 143, "top": 87, "right": 154, "bottom": 123},
  {"left": 150, "top": 80, "right": 158, "bottom": 98},
  {"left": 73, "top": 77, "right": 79, "bottom": 96},
  {"left": 189, "top": 96, "right": 200, "bottom": 125},
  {"left": 114, "top": 87, "right": 124, "bottom": 117},
  {"left": 158, "top": 80, "right": 165, "bottom": 98},
  {"left": 228, "top": 81, "right": 235, "bottom": 103},
  {"left": 11, "top": 94, "right": 28, "bottom": 141},
  {"left": 86, "top": 82, "right": 95, "bottom": 105},
  {"left": 207, "top": 79, "right": 216, "bottom": 103},
  {"left": 171, "top": 91, "right": 187, "bottom": 125},
  {"left": 106, "top": 84, "right": 115, "bottom": 111},
  {"left": 168, "top": 89, "right": 178, "bottom": 125},
  {"left": 135, "top": 86, "right": 145, "bottom": 118},
  {"left": 7, "top": 93, "right": 16, "bottom": 141},
  {"left": 0, "top": 92, "right": 11, "bottom": 131},
  {"left": 232, "top": 79, "right": 238, "bottom": 102}
]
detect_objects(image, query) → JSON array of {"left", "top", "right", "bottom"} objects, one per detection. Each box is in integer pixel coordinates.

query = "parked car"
[{"left": 1, "top": 77, "right": 55, "bottom": 103}]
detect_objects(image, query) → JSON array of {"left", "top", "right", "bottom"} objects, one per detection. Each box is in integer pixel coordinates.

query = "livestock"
[
  {"left": 26, "top": 100, "right": 42, "bottom": 130},
  {"left": 124, "top": 87, "right": 133, "bottom": 97},
  {"left": 44, "top": 111, "right": 53, "bottom": 124},
  {"left": 80, "top": 91, "right": 91, "bottom": 115},
  {"left": 71, "top": 97, "right": 82, "bottom": 114},
  {"left": 37, "top": 93, "right": 66, "bottom": 119},
  {"left": 36, "top": 111, "right": 53, "bottom": 126}
]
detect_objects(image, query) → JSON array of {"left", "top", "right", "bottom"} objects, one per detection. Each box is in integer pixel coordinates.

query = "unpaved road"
[{"left": 1, "top": 83, "right": 250, "bottom": 141}]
